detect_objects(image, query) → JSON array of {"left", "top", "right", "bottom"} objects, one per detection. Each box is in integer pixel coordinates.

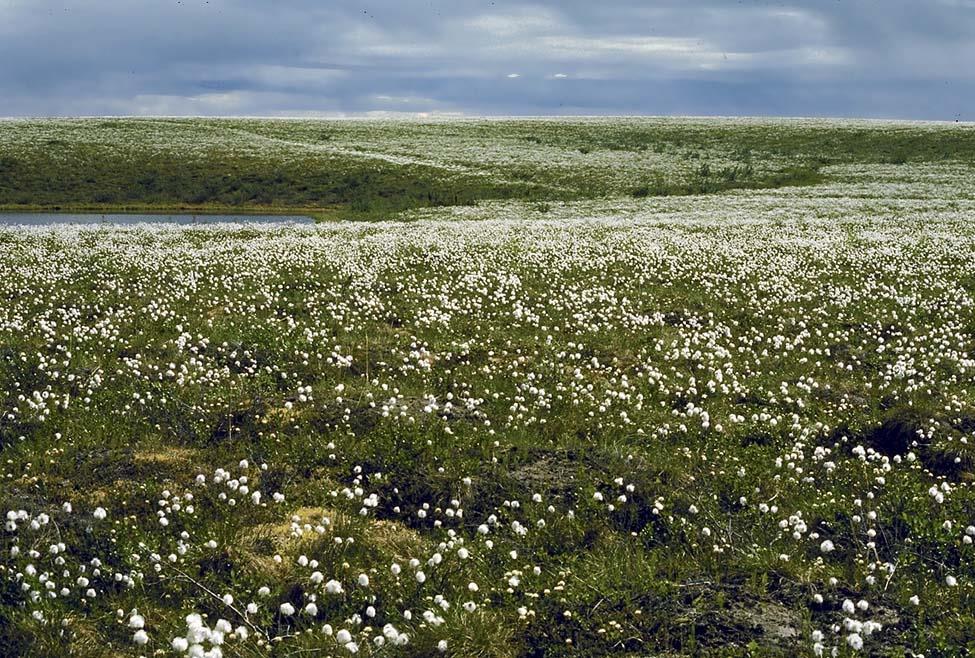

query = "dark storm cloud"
[{"left": 0, "top": 0, "right": 972, "bottom": 119}]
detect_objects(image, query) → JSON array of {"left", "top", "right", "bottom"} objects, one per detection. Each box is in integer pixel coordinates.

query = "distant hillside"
[{"left": 1, "top": 117, "right": 974, "bottom": 219}]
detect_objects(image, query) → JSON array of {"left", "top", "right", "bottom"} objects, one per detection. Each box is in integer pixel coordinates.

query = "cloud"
[
  {"left": 0, "top": 1, "right": 972, "bottom": 119},
  {"left": 537, "top": 35, "right": 711, "bottom": 57},
  {"left": 462, "top": 7, "right": 566, "bottom": 37}
]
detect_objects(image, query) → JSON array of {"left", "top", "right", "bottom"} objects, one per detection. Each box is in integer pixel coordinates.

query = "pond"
[{"left": 0, "top": 213, "right": 315, "bottom": 225}]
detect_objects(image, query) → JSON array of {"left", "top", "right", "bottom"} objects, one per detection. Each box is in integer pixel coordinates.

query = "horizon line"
[{"left": 0, "top": 113, "right": 972, "bottom": 126}]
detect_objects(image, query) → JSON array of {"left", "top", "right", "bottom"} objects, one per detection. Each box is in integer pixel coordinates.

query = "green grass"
[
  {"left": 2, "top": 119, "right": 975, "bottom": 657},
  {"left": 2, "top": 117, "right": 973, "bottom": 219}
]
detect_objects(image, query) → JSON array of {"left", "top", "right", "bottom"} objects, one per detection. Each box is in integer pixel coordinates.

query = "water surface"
[{"left": 0, "top": 213, "right": 315, "bottom": 225}]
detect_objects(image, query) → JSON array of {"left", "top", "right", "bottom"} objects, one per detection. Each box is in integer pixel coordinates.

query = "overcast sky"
[{"left": 1, "top": 0, "right": 972, "bottom": 119}]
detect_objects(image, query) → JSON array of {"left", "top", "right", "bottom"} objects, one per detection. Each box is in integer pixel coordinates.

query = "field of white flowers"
[
  {"left": 6, "top": 116, "right": 972, "bottom": 215},
  {"left": 0, "top": 116, "right": 809, "bottom": 194},
  {"left": 2, "top": 120, "right": 975, "bottom": 657}
]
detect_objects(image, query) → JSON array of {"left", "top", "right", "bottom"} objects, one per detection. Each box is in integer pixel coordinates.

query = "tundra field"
[{"left": 2, "top": 118, "right": 975, "bottom": 657}]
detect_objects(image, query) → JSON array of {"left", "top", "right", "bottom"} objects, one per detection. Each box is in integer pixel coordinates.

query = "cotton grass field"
[{"left": 2, "top": 118, "right": 975, "bottom": 657}]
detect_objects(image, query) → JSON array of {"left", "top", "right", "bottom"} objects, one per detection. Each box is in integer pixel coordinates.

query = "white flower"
[
  {"left": 326, "top": 579, "right": 344, "bottom": 594},
  {"left": 336, "top": 629, "right": 352, "bottom": 644},
  {"left": 132, "top": 629, "right": 148, "bottom": 646},
  {"left": 128, "top": 614, "right": 145, "bottom": 629},
  {"left": 93, "top": 507, "right": 107, "bottom": 520},
  {"left": 357, "top": 573, "right": 369, "bottom": 587},
  {"left": 819, "top": 539, "right": 834, "bottom": 553},
  {"left": 847, "top": 633, "right": 863, "bottom": 651},
  {"left": 279, "top": 602, "right": 295, "bottom": 616}
]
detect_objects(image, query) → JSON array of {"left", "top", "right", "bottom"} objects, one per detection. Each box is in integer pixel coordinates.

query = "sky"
[{"left": 0, "top": 0, "right": 973, "bottom": 120}]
